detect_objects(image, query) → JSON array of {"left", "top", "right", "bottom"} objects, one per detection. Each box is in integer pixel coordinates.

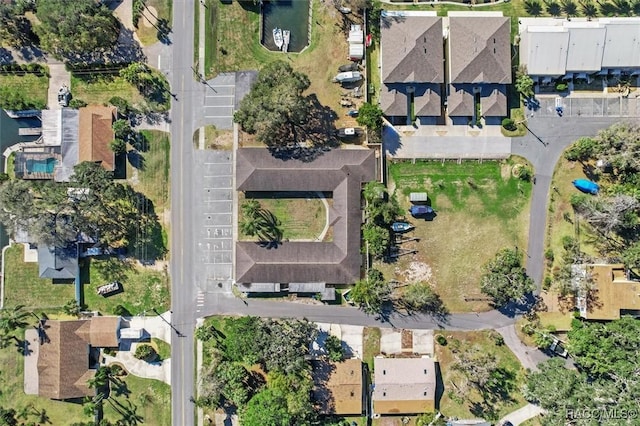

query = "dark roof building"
[
  {"left": 235, "top": 148, "right": 376, "bottom": 285},
  {"left": 37, "top": 244, "right": 78, "bottom": 280},
  {"left": 380, "top": 11, "right": 444, "bottom": 120}
]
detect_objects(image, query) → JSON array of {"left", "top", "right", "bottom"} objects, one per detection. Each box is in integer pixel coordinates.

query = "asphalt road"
[
  {"left": 512, "top": 115, "right": 623, "bottom": 288},
  {"left": 169, "top": 1, "right": 199, "bottom": 425}
]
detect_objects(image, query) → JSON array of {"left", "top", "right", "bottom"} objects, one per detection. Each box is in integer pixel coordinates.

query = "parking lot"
[
  {"left": 193, "top": 151, "right": 233, "bottom": 292},
  {"left": 533, "top": 96, "right": 640, "bottom": 118}
]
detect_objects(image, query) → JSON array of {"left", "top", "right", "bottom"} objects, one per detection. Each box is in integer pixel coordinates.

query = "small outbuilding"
[{"left": 410, "top": 192, "right": 428, "bottom": 203}]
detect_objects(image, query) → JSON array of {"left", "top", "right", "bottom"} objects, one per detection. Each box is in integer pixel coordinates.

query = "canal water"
[{"left": 262, "top": 0, "right": 310, "bottom": 53}]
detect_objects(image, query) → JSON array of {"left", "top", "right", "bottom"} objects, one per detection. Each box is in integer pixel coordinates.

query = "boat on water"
[
  {"left": 391, "top": 222, "right": 414, "bottom": 233},
  {"left": 282, "top": 29, "right": 290, "bottom": 52},
  {"left": 273, "top": 27, "right": 283, "bottom": 49}
]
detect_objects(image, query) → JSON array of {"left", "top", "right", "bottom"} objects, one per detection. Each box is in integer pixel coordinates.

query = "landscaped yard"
[
  {"left": 83, "top": 258, "right": 170, "bottom": 316},
  {"left": 3, "top": 244, "right": 74, "bottom": 311},
  {"left": 204, "top": 0, "right": 354, "bottom": 128},
  {"left": 135, "top": 0, "right": 172, "bottom": 46},
  {"left": 378, "top": 160, "right": 532, "bottom": 313},
  {"left": 362, "top": 326, "right": 381, "bottom": 372},
  {"left": 238, "top": 192, "right": 330, "bottom": 241},
  {"left": 0, "top": 73, "right": 49, "bottom": 109},
  {"left": 435, "top": 330, "right": 527, "bottom": 421},
  {"left": 70, "top": 74, "right": 144, "bottom": 107},
  {"left": 0, "top": 341, "right": 170, "bottom": 425}
]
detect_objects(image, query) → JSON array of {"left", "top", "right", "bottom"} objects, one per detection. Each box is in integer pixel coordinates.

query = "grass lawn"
[
  {"left": 0, "top": 339, "right": 170, "bottom": 425},
  {"left": 502, "top": 107, "right": 527, "bottom": 137},
  {"left": 129, "top": 130, "right": 170, "bottom": 213},
  {"left": 435, "top": 330, "right": 527, "bottom": 421},
  {"left": 0, "top": 73, "right": 49, "bottom": 109},
  {"left": 380, "top": 160, "right": 532, "bottom": 313},
  {"left": 82, "top": 259, "right": 170, "bottom": 316},
  {"left": 136, "top": 0, "right": 173, "bottom": 46},
  {"left": 7, "top": 152, "right": 16, "bottom": 179},
  {"left": 3, "top": 245, "right": 74, "bottom": 311},
  {"left": 362, "top": 327, "right": 381, "bottom": 372},
  {"left": 238, "top": 192, "right": 329, "bottom": 241},
  {"left": 152, "top": 337, "right": 171, "bottom": 361},
  {"left": 70, "top": 74, "right": 144, "bottom": 107},
  {"left": 205, "top": 1, "right": 355, "bottom": 129}
]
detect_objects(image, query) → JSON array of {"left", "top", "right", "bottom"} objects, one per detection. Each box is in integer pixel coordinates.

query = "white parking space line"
[
  {"left": 204, "top": 212, "right": 232, "bottom": 215},
  {"left": 204, "top": 115, "right": 234, "bottom": 119},
  {"left": 204, "top": 162, "right": 231, "bottom": 165},
  {"left": 206, "top": 95, "right": 235, "bottom": 98}
]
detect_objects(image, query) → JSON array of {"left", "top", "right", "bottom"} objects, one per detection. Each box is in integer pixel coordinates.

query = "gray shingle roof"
[
  {"left": 38, "top": 244, "right": 78, "bottom": 280},
  {"left": 381, "top": 13, "right": 444, "bottom": 84},
  {"left": 381, "top": 84, "right": 442, "bottom": 117},
  {"left": 235, "top": 148, "right": 376, "bottom": 284},
  {"left": 481, "top": 85, "right": 507, "bottom": 117},
  {"left": 447, "top": 84, "right": 475, "bottom": 117},
  {"left": 448, "top": 16, "right": 512, "bottom": 84}
]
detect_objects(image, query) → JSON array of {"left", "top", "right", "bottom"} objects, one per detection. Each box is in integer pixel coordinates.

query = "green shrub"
[
  {"left": 502, "top": 117, "right": 516, "bottom": 131},
  {"left": 134, "top": 344, "right": 157, "bottom": 361},
  {"left": 435, "top": 334, "right": 447, "bottom": 346},
  {"left": 555, "top": 83, "right": 568, "bottom": 91},
  {"left": 68, "top": 98, "right": 87, "bottom": 109},
  {"left": 543, "top": 276, "right": 553, "bottom": 290},
  {"left": 493, "top": 333, "right": 504, "bottom": 346},
  {"left": 544, "top": 248, "right": 555, "bottom": 262},
  {"left": 519, "top": 166, "right": 533, "bottom": 182}
]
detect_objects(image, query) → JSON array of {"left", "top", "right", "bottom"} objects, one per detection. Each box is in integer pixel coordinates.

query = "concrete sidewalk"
[
  {"left": 499, "top": 403, "right": 545, "bottom": 425},
  {"left": 104, "top": 349, "right": 171, "bottom": 385}
]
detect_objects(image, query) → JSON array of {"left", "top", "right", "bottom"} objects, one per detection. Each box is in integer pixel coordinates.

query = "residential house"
[
  {"left": 312, "top": 358, "right": 364, "bottom": 416},
  {"left": 372, "top": 357, "right": 437, "bottom": 415},
  {"left": 447, "top": 12, "right": 511, "bottom": 123},
  {"left": 37, "top": 105, "right": 116, "bottom": 182},
  {"left": 36, "top": 316, "right": 121, "bottom": 400},
  {"left": 37, "top": 243, "right": 79, "bottom": 281},
  {"left": 235, "top": 148, "right": 376, "bottom": 287},
  {"left": 519, "top": 18, "right": 640, "bottom": 82},
  {"left": 380, "top": 11, "right": 444, "bottom": 125},
  {"left": 576, "top": 264, "right": 640, "bottom": 320}
]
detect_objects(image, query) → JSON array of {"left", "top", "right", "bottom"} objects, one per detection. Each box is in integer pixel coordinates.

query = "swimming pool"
[{"left": 26, "top": 158, "right": 57, "bottom": 174}]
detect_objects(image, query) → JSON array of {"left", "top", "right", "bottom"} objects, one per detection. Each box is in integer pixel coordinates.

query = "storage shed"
[{"left": 349, "top": 43, "right": 364, "bottom": 60}]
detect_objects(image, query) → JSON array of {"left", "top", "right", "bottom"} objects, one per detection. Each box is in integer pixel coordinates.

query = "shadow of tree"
[{"left": 127, "top": 150, "right": 145, "bottom": 170}]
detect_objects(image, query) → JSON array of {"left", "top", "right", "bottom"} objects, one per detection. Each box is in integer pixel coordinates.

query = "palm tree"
[
  {"left": 240, "top": 216, "right": 260, "bottom": 237},
  {"left": 561, "top": 0, "right": 579, "bottom": 15},
  {"left": 241, "top": 199, "right": 261, "bottom": 220},
  {"left": 599, "top": 0, "right": 618, "bottom": 16},
  {"left": 612, "top": 0, "right": 632, "bottom": 14},
  {"left": 544, "top": 0, "right": 563, "bottom": 15},
  {"left": 580, "top": 0, "right": 598, "bottom": 18},
  {"left": 524, "top": 0, "right": 544, "bottom": 15},
  {"left": 0, "top": 305, "right": 31, "bottom": 345}
]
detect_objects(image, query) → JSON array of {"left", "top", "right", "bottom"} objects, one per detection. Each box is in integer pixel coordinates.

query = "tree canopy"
[
  {"left": 35, "top": 0, "right": 120, "bottom": 59},
  {"left": 524, "top": 317, "right": 640, "bottom": 426},
  {"left": 356, "top": 103, "right": 383, "bottom": 131},
  {"left": 350, "top": 268, "right": 391, "bottom": 314},
  {"left": 480, "top": 248, "right": 534, "bottom": 306},
  {"left": 0, "top": 4, "right": 33, "bottom": 48},
  {"left": 0, "top": 162, "right": 164, "bottom": 259},
  {"left": 234, "top": 60, "right": 311, "bottom": 147}
]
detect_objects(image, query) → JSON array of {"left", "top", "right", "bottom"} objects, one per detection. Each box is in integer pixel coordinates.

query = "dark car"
[
  {"left": 336, "top": 127, "right": 364, "bottom": 138},
  {"left": 410, "top": 205, "right": 434, "bottom": 217},
  {"left": 338, "top": 63, "right": 359, "bottom": 72}
]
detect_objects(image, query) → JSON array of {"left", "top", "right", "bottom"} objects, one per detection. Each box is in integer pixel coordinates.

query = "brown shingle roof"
[
  {"left": 373, "top": 358, "right": 437, "bottom": 415},
  {"left": 448, "top": 16, "right": 512, "bottom": 84},
  {"left": 37, "top": 317, "right": 120, "bottom": 400},
  {"left": 78, "top": 106, "right": 116, "bottom": 171},
  {"left": 37, "top": 320, "right": 94, "bottom": 400},
  {"left": 381, "top": 14, "right": 444, "bottom": 84},
  {"left": 312, "top": 359, "right": 363, "bottom": 415},
  {"left": 235, "top": 148, "right": 376, "bottom": 284}
]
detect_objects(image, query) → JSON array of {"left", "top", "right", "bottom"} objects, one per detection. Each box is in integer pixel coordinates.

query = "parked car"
[
  {"left": 410, "top": 205, "right": 434, "bottom": 217},
  {"left": 336, "top": 127, "right": 364, "bottom": 138},
  {"left": 338, "top": 63, "right": 359, "bottom": 72},
  {"left": 58, "top": 85, "right": 70, "bottom": 107},
  {"left": 346, "top": 109, "right": 359, "bottom": 117}
]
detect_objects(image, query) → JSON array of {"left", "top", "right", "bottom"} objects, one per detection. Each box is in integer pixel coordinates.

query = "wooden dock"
[{"left": 282, "top": 30, "right": 290, "bottom": 53}]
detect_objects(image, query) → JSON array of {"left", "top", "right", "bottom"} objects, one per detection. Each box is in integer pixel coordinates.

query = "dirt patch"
[
  {"left": 400, "top": 261, "right": 433, "bottom": 283},
  {"left": 500, "top": 163, "right": 512, "bottom": 180},
  {"left": 141, "top": 5, "right": 158, "bottom": 28},
  {"left": 401, "top": 329, "right": 413, "bottom": 350}
]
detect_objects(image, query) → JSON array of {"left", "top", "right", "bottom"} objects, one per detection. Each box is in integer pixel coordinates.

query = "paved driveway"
[
  {"left": 193, "top": 150, "right": 234, "bottom": 299},
  {"left": 532, "top": 96, "right": 640, "bottom": 118}
]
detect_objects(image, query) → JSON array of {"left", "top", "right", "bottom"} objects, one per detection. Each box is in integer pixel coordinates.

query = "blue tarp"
[{"left": 573, "top": 179, "right": 599, "bottom": 195}]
